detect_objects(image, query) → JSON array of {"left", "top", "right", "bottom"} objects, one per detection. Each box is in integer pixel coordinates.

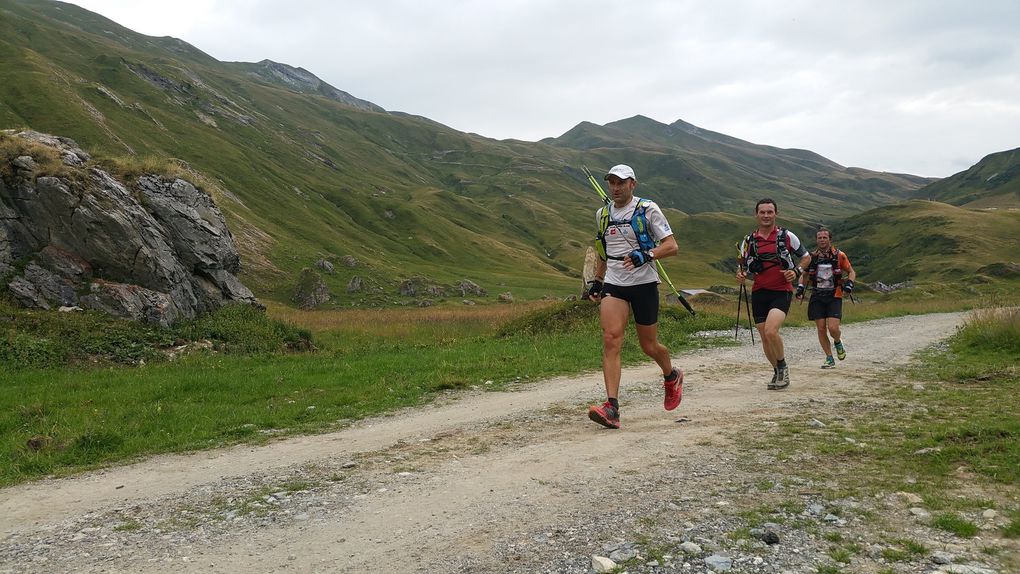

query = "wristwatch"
[{"left": 648, "top": 250, "right": 655, "bottom": 260}]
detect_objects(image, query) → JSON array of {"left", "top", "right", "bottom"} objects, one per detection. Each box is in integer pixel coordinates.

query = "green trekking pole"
[{"left": 582, "top": 166, "right": 696, "bottom": 316}]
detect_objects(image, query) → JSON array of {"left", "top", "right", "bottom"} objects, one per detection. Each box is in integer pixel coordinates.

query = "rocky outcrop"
[
  {"left": 346, "top": 276, "right": 363, "bottom": 293},
  {"left": 456, "top": 279, "right": 486, "bottom": 297},
  {"left": 315, "top": 258, "right": 335, "bottom": 274},
  {"left": 0, "top": 130, "right": 260, "bottom": 326},
  {"left": 249, "top": 60, "right": 385, "bottom": 113},
  {"left": 398, "top": 276, "right": 446, "bottom": 298},
  {"left": 293, "top": 268, "right": 330, "bottom": 309}
]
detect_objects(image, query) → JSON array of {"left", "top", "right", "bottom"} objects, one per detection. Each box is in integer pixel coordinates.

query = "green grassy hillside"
[
  {"left": 912, "top": 147, "right": 1020, "bottom": 209},
  {"left": 0, "top": 0, "right": 954, "bottom": 307},
  {"left": 834, "top": 200, "right": 1020, "bottom": 284}
]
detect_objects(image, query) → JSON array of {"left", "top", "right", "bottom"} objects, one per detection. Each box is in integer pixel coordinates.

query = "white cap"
[{"left": 604, "top": 164, "right": 636, "bottom": 181}]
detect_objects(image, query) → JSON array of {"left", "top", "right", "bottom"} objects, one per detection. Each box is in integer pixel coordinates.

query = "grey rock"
[
  {"left": 399, "top": 277, "right": 424, "bottom": 297},
  {"left": 932, "top": 550, "right": 955, "bottom": 564},
  {"left": 809, "top": 418, "right": 826, "bottom": 428},
  {"left": 704, "top": 554, "right": 733, "bottom": 572},
  {"left": 315, "top": 259, "right": 335, "bottom": 274},
  {"left": 609, "top": 547, "right": 637, "bottom": 562},
  {"left": 8, "top": 275, "right": 49, "bottom": 309},
  {"left": 81, "top": 280, "right": 182, "bottom": 327},
  {"left": 591, "top": 555, "right": 616, "bottom": 573},
  {"left": 341, "top": 255, "right": 358, "bottom": 268},
  {"left": 896, "top": 491, "right": 924, "bottom": 505},
  {"left": 347, "top": 276, "right": 363, "bottom": 293},
  {"left": 909, "top": 507, "right": 931, "bottom": 519},
  {"left": 1, "top": 131, "right": 259, "bottom": 325},
  {"left": 293, "top": 268, "right": 330, "bottom": 310},
  {"left": 498, "top": 291, "right": 513, "bottom": 303},
  {"left": 942, "top": 565, "right": 997, "bottom": 574},
  {"left": 456, "top": 279, "right": 486, "bottom": 297},
  {"left": 397, "top": 277, "right": 447, "bottom": 299},
  {"left": 679, "top": 541, "right": 702, "bottom": 554},
  {"left": 23, "top": 263, "right": 82, "bottom": 307},
  {"left": 13, "top": 155, "right": 36, "bottom": 171}
]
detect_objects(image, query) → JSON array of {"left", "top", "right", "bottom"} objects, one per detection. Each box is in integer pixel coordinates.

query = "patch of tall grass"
[
  {"left": 266, "top": 300, "right": 547, "bottom": 346},
  {"left": 0, "top": 131, "right": 71, "bottom": 179},
  {"left": 0, "top": 300, "right": 309, "bottom": 369}
]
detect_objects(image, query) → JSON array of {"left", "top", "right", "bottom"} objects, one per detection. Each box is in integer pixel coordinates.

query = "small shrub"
[
  {"left": 496, "top": 300, "right": 597, "bottom": 337},
  {"left": 1002, "top": 511, "right": 1020, "bottom": 538},
  {"left": 71, "top": 431, "right": 124, "bottom": 459},
  {"left": 932, "top": 513, "right": 979, "bottom": 537},
  {"left": 173, "top": 304, "right": 313, "bottom": 354}
]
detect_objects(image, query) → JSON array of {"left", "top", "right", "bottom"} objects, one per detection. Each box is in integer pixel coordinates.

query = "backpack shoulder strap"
[{"left": 597, "top": 205, "right": 610, "bottom": 232}]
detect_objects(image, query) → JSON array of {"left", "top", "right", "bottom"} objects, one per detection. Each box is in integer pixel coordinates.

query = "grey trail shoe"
[
  {"left": 767, "top": 368, "right": 778, "bottom": 390},
  {"left": 773, "top": 365, "right": 790, "bottom": 390}
]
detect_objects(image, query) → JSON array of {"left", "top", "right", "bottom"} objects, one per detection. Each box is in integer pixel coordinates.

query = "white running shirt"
[{"left": 596, "top": 196, "right": 673, "bottom": 286}]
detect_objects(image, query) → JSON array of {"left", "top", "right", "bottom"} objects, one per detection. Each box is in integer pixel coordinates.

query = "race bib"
[{"left": 816, "top": 263, "right": 835, "bottom": 289}]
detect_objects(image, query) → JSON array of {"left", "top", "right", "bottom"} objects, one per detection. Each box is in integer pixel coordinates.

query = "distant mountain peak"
[{"left": 248, "top": 60, "right": 385, "bottom": 113}]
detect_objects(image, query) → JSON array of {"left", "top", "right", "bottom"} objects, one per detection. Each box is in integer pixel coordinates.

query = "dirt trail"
[{"left": 0, "top": 313, "right": 970, "bottom": 573}]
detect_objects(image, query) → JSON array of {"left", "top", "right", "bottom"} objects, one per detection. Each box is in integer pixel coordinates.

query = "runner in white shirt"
[{"left": 584, "top": 164, "right": 685, "bottom": 429}]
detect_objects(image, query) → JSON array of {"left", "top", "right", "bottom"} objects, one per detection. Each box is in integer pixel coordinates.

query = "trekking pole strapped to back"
[{"left": 581, "top": 166, "right": 696, "bottom": 316}]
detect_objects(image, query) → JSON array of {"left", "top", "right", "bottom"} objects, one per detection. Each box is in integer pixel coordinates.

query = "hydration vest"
[
  {"left": 595, "top": 198, "right": 657, "bottom": 261},
  {"left": 807, "top": 247, "right": 845, "bottom": 292},
  {"left": 742, "top": 228, "right": 794, "bottom": 273}
]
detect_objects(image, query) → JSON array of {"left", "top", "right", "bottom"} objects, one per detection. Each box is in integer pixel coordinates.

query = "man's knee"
[
  {"left": 602, "top": 329, "right": 624, "bottom": 351},
  {"left": 762, "top": 316, "right": 784, "bottom": 338},
  {"left": 639, "top": 338, "right": 662, "bottom": 356}
]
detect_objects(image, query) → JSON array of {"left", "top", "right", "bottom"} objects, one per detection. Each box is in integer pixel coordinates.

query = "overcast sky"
[{"left": 69, "top": 0, "right": 1020, "bottom": 178}]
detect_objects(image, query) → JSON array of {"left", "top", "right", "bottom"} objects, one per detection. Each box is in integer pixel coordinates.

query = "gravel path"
[{"left": 2, "top": 312, "right": 1016, "bottom": 573}]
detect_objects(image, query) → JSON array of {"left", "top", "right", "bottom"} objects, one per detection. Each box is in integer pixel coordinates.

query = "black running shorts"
[
  {"left": 808, "top": 293, "right": 843, "bottom": 321},
  {"left": 751, "top": 288, "right": 792, "bottom": 324},
  {"left": 602, "top": 282, "right": 660, "bottom": 326}
]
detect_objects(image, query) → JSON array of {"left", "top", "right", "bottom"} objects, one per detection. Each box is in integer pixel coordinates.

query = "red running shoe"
[
  {"left": 664, "top": 368, "right": 684, "bottom": 411},
  {"left": 588, "top": 401, "right": 620, "bottom": 429}
]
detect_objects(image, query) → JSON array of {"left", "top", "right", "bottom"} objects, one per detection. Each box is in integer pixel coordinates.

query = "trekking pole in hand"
[
  {"left": 735, "top": 244, "right": 755, "bottom": 344},
  {"left": 844, "top": 279, "right": 857, "bottom": 304},
  {"left": 742, "top": 282, "right": 755, "bottom": 345},
  {"left": 734, "top": 282, "right": 743, "bottom": 341}
]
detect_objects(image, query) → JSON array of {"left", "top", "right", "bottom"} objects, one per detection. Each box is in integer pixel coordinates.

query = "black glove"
[
  {"left": 843, "top": 279, "right": 854, "bottom": 294},
  {"left": 628, "top": 250, "right": 652, "bottom": 267},
  {"left": 795, "top": 284, "right": 805, "bottom": 299},
  {"left": 585, "top": 279, "right": 604, "bottom": 300}
]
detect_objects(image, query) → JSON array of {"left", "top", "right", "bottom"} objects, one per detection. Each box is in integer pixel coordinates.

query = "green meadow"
[{"left": 0, "top": 298, "right": 734, "bottom": 486}]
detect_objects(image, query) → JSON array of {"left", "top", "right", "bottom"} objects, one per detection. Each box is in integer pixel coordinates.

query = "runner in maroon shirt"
[{"left": 736, "top": 198, "right": 811, "bottom": 390}]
